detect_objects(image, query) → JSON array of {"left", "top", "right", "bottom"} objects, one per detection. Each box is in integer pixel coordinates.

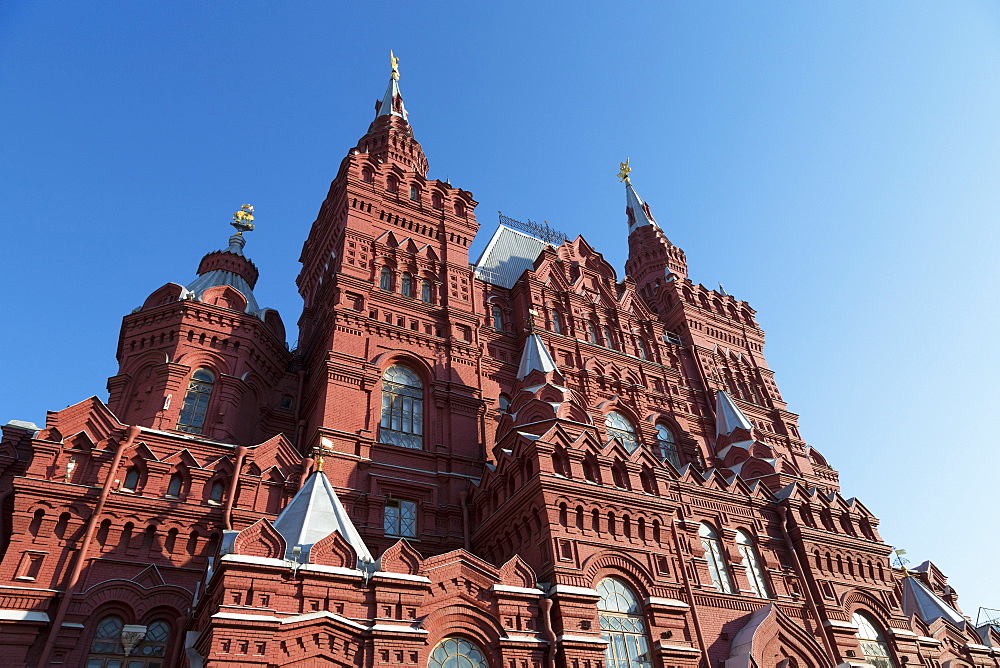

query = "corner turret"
[{"left": 621, "top": 160, "right": 688, "bottom": 286}]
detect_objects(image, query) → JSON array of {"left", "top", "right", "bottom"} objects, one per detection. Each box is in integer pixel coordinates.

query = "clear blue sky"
[{"left": 2, "top": 2, "right": 998, "bottom": 617}]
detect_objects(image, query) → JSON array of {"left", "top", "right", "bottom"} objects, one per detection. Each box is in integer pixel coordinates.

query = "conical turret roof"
[
  {"left": 715, "top": 390, "right": 753, "bottom": 437},
  {"left": 517, "top": 333, "right": 559, "bottom": 380}
]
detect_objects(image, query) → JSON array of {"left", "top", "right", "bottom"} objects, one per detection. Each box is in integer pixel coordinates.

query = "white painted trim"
[
  {"left": 889, "top": 628, "right": 918, "bottom": 637},
  {"left": 916, "top": 636, "right": 942, "bottom": 644},
  {"left": 371, "top": 623, "right": 428, "bottom": 634},
  {"left": 0, "top": 610, "right": 50, "bottom": 622},
  {"left": 372, "top": 571, "right": 432, "bottom": 583},
  {"left": 646, "top": 597, "right": 690, "bottom": 609},
  {"left": 491, "top": 585, "right": 545, "bottom": 596},
  {"left": 659, "top": 644, "right": 703, "bottom": 653},
  {"left": 824, "top": 619, "right": 859, "bottom": 630},
  {"left": 550, "top": 585, "right": 600, "bottom": 598},
  {"left": 558, "top": 633, "right": 608, "bottom": 645},
  {"left": 503, "top": 634, "right": 547, "bottom": 643}
]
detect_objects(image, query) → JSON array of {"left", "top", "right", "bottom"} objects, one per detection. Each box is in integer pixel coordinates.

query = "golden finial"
[
  {"left": 231, "top": 204, "right": 255, "bottom": 235},
  {"left": 617, "top": 158, "right": 632, "bottom": 184},
  {"left": 390, "top": 50, "right": 400, "bottom": 81}
]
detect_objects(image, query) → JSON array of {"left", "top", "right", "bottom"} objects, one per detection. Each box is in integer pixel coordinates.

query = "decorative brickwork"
[{"left": 0, "top": 63, "right": 994, "bottom": 668}]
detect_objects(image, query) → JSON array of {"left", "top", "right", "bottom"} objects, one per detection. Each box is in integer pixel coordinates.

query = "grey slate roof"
[
  {"left": 715, "top": 390, "right": 754, "bottom": 437},
  {"left": 271, "top": 470, "right": 374, "bottom": 566},
  {"left": 902, "top": 576, "right": 966, "bottom": 627},
  {"left": 517, "top": 333, "right": 559, "bottom": 380},
  {"left": 472, "top": 225, "right": 550, "bottom": 289},
  {"left": 376, "top": 76, "right": 408, "bottom": 121}
]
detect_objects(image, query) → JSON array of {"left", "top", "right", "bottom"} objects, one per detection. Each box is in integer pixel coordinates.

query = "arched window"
[
  {"left": 387, "top": 175, "right": 399, "bottom": 193},
  {"left": 362, "top": 168, "right": 374, "bottom": 183},
  {"left": 379, "top": 266, "right": 393, "bottom": 291},
  {"left": 409, "top": 185, "right": 420, "bottom": 201},
  {"left": 122, "top": 467, "right": 140, "bottom": 492},
  {"left": 454, "top": 201, "right": 466, "bottom": 217},
  {"left": 498, "top": 394, "right": 511, "bottom": 413},
  {"left": 428, "top": 637, "right": 488, "bottom": 668},
  {"left": 401, "top": 272, "right": 413, "bottom": 297},
  {"left": 735, "top": 529, "right": 770, "bottom": 598},
  {"left": 208, "top": 480, "right": 225, "bottom": 504},
  {"left": 549, "top": 308, "right": 562, "bottom": 334},
  {"left": 656, "top": 425, "right": 681, "bottom": 467},
  {"left": 176, "top": 369, "right": 214, "bottom": 434},
  {"left": 605, "top": 412, "right": 639, "bottom": 453},
  {"left": 87, "top": 615, "right": 124, "bottom": 661},
  {"left": 166, "top": 473, "right": 183, "bottom": 498},
  {"left": 379, "top": 365, "right": 424, "bottom": 449},
  {"left": 603, "top": 326, "right": 616, "bottom": 349},
  {"left": 635, "top": 337, "right": 648, "bottom": 359},
  {"left": 491, "top": 305, "right": 504, "bottom": 332},
  {"left": 421, "top": 280, "right": 432, "bottom": 303},
  {"left": 134, "top": 620, "right": 171, "bottom": 662},
  {"left": 597, "top": 578, "right": 652, "bottom": 667},
  {"left": 586, "top": 322, "right": 598, "bottom": 344},
  {"left": 699, "top": 523, "right": 734, "bottom": 593},
  {"left": 853, "top": 612, "right": 894, "bottom": 668}
]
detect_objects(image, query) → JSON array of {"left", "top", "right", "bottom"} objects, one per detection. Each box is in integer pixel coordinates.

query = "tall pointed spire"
[
  {"left": 355, "top": 51, "right": 428, "bottom": 176},
  {"left": 618, "top": 159, "right": 658, "bottom": 234},
  {"left": 375, "top": 50, "right": 408, "bottom": 121}
]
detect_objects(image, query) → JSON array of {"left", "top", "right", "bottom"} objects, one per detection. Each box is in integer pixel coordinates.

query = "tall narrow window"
[
  {"left": 166, "top": 473, "right": 183, "bottom": 498},
  {"left": 699, "top": 523, "right": 734, "bottom": 593},
  {"left": 498, "top": 394, "right": 511, "bottom": 413},
  {"left": 428, "top": 638, "right": 488, "bottom": 668},
  {"left": 549, "top": 309, "right": 562, "bottom": 334},
  {"left": 409, "top": 185, "right": 420, "bottom": 201},
  {"left": 176, "top": 369, "right": 214, "bottom": 434},
  {"left": 134, "top": 620, "right": 171, "bottom": 662},
  {"left": 603, "top": 326, "right": 616, "bottom": 349},
  {"left": 656, "top": 425, "right": 681, "bottom": 467},
  {"left": 491, "top": 305, "right": 504, "bottom": 332},
  {"left": 122, "top": 467, "right": 140, "bottom": 492},
  {"left": 735, "top": 530, "right": 770, "bottom": 598},
  {"left": 605, "top": 412, "right": 639, "bottom": 453},
  {"left": 400, "top": 272, "right": 413, "bottom": 297},
  {"left": 208, "top": 481, "right": 225, "bottom": 504},
  {"left": 853, "top": 612, "right": 895, "bottom": 668},
  {"left": 635, "top": 337, "right": 648, "bottom": 360},
  {"left": 420, "top": 280, "right": 432, "bottom": 303},
  {"left": 586, "top": 322, "right": 598, "bottom": 344},
  {"left": 597, "top": 578, "right": 652, "bottom": 668},
  {"left": 384, "top": 499, "right": 417, "bottom": 537},
  {"left": 379, "top": 266, "right": 392, "bottom": 291},
  {"left": 379, "top": 365, "right": 424, "bottom": 449}
]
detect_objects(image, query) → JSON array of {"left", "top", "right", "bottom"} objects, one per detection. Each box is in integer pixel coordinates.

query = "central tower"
[{"left": 294, "top": 55, "right": 485, "bottom": 558}]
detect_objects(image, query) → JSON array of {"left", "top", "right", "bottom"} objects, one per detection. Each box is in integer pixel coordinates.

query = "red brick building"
[{"left": 0, "top": 61, "right": 996, "bottom": 668}]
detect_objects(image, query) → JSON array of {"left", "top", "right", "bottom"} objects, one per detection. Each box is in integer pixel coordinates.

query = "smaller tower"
[
  {"left": 621, "top": 159, "right": 688, "bottom": 289},
  {"left": 107, "top": 206, "right": 296, "bottom": 444}
]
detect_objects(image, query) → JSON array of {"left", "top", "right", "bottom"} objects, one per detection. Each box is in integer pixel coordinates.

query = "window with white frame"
[
  {"left": 656, "top": 424, "right": 681, "bottom": 467},
  {"left": 605, "top": 411, "right": 639, "bottom": 453},
  {"left": 383, "top": 499, "right": 417, "bottom": 537},
  {"left": 735, "top": 529, "right": 770, "bottom": 598},
  {"left": 853, "top": 611, "right": 894, "bottom": 668},
  {"left": 699, "top": 523, "right": 735, "bottom": 593},
  {"left": 427, "top": 637, "right": 487, "bottom": 668},
  {"left": 597, "top": 578, "right": 652, "bottom": 668},
  {"left": 176, "top": 369, "right": 214, "bottom": 434},
  {"left": 378, "top": 365, "right": 424, "bottom": 449}
]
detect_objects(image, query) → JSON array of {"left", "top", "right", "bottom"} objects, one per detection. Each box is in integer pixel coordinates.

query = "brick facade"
[{"left": 0, "top": 65, "right": 996, "bottom": 668}]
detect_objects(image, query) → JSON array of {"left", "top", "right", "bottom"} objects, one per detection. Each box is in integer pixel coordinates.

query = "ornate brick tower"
[{"left": 0, "top": 55, "right": 995, "bottom": 668}]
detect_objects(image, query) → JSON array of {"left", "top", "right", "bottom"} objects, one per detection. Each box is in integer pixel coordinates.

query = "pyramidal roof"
[
  {"left": 271, "top": 470, "right": 374, "bottom": 566},
  {"left": 517, "top": 333, "right": 559, "bottom": 380},
  {"left": 185, "top": 234, "right": 263, "bottom": 316},
  {"left": 715, "top": 390, "right": 753, "bottom": 437},
  {"left": 902, "top": 576, "right": 966, "bottom": 627},
  {"left": 376, "top": 53, "right": 408, "bottom": 121}
]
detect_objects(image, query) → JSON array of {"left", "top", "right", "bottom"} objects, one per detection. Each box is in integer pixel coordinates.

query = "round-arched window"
[
  {"left": 427, "top": 637, "right": 488, "bottom": 668},
  {"left": 597, "top": 578, "right": 652, "bottom": 667},
  {"left": 177, "top": 369, "right": 215, "bottom": 434},
  {"left": 699, "top": 523, "right": 735, "bottom": 593},
  {"left": 735, "top": 529, "right": 770, "bottom": 598},
  {"left": 605, "top": 412, "right": 639, "bottom": 453},
  {"left": 89, "top": 615, "right": 124, "bottom": 656},
  {"left": 853, "top": 612, "right": 894, "bottom": 668},
  {"left": 656, "top": 424, "right": 680, "bottom": 467},
  {"left": 379, "top": 365, "right": 424, "bottom": 449}
]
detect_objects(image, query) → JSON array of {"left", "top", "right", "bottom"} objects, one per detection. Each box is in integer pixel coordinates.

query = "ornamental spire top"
[
  {"left": 230, "top": 204, "right": 255, "bottom": 236},
  {"left": 620, "top": 162, "right": 657, "bottom": 234},
  {"left": 376, "top": 50, "right": 408, "bottom": 121}
]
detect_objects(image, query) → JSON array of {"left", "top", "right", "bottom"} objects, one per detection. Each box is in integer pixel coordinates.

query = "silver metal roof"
[
  {"left": 625, "top": 181, "right": 657, "bottom": 234},
  {"left": 517, "top": 333, "right": 559, "bottom": 380},
  {"left": 715, "top": 390, "right": 754, "bottom": 437},
  {"left": 902, "top": 576, "right": 966, "bottom": 627},
  {"left": 472, "top": 224, "right": 550, "bottom": 289},
  {"left": 271, "top": 470, "right": 374, "bottom": 566},
  {"left": 184, "top": 234, "right": 264, "bottom": 318},
  {"left": 376, "top": 76, "right": 408, "bottom": 121}
]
